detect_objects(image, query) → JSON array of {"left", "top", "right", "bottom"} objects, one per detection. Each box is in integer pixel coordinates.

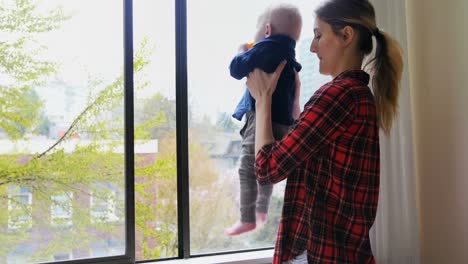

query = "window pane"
[
  {"left": 0, "top": 1, "right": 125, "bottom": 262},
  {"left": 187, "top": 0, "right": 328, "bottom": 254},
  {"left": 133, "top": 0, "right": 177, "bottom": 261}
]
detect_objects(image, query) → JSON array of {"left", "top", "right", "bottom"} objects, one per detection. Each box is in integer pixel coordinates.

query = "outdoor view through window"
[{"left": 0, "top": 0, "right": 328, "bottom": 263}]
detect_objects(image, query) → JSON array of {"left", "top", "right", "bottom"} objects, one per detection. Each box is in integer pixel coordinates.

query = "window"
[
  {"left": 0, "top": 0, "right": 327, "bottom": 263},
  {"left": 90, "top": 184, "right": 119, "bottom": 223},
  {"left": 7, "top": 186, "right": 32, "bottom": 230},
  {"left": 133, "top": 0, "right": 178, "bottom": 260},
  {"left": 1, "top": 0, "right": 126, "bottom": 263},
  {"left": 6, "top": 246, "right": 34, "bottom": 264},
  {"left": 90, "top": 240, "right": 125, "bottom": 257},
  {"left": 186, "top": 0, "right": 328, "bottom": 256},
  {"left": 53, "top": 253, "right": 72, "bottom": 261},
  {"left": 51, "top": 193, "right": 73, "bottom": 227}
]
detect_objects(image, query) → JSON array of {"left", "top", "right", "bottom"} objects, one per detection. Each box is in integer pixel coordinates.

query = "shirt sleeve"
[
  {"left": 229, "top": 51, "right": 254, "bottom": 80},
  {"left": 229, "top": 43, "right": 284, "bottom": 79},
  {"left": 255, "top": 82, "right": 357, "bottom": 185}
]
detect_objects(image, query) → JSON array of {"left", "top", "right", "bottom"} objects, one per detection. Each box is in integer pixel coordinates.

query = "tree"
[
  {"left": 0, "top": 0, "right": 69, "bottom": 140},
  {"left": 35, "top": 113, "right": 53, "bottom": 137},
  {"left": 135, "top": 93, "right": 177, "bottom": 140},
  {"left": 1, "top": 1, "right": 279, "bottom": 262},
  {"left": 0, "top": 1, "right": 160, "bottom": 260},
  {"left": 0, "top": 0, "right": 70, "bottom": 260}
]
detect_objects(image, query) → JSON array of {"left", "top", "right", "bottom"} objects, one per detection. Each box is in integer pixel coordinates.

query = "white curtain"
[{"left": 369, "top": 0, "right": 420, "bottom": 263}]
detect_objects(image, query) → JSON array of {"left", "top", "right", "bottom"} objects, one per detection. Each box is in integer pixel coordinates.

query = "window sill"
[{"left": 147, "top": 249, "right": 274, "bottom": 264}]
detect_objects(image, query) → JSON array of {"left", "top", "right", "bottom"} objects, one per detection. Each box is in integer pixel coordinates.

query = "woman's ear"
[{"left": 340, "top": 25, "right": 355, "bottom": 47}]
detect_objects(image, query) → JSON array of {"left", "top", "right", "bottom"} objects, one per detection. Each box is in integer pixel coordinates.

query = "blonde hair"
[
  {"left": 257, "top": 4, "right": 302, "bottom": 41},
  {"left": 316, "top": 0, "right": 403, "bottom": 134}
]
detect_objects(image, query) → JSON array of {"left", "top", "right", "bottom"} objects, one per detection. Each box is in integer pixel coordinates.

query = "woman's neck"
[{"left": 331, "top": 54, "right": 364, "bottom": 78}]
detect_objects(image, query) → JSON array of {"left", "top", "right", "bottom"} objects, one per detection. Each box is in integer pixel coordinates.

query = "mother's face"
[{"left": 310, "top": 18, "right": 345, "bottom": 77}]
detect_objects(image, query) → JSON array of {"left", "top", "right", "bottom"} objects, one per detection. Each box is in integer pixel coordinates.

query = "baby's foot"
[
  {"left": 256, "top": 212, "right": 268, "bottom": 227},
  {"left": 224, "top": 221, "right": 256, "bottom": 236}
]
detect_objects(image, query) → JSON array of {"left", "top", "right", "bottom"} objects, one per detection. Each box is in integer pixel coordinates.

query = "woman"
[{"left": 246, "top": 0, "right": 403, "bottom": 263}]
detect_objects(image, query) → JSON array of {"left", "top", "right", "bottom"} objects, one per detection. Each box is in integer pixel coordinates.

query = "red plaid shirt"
[{"left": 255, "top": 70, "right": 379, "bottom": 264}]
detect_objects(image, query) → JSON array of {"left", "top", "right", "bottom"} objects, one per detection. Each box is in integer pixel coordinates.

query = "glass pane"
[
  {"left": 187, "top": 0, "right": 329, "bottom": 254},
  {"left": 0, "top": 1, "right": 125, "bottom": 262},
  {"left": 133, "top": 0, "right": 177, "bottom": 261}
]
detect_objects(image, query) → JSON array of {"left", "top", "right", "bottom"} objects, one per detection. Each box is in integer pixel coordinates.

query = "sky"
[{"left": 33, "top": 0, "right": 325, "bottom": 124}]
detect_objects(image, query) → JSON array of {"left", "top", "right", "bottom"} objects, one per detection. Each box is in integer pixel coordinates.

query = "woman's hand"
[{"left": 246, "top": 60, "right": 286, "bottom": 101}]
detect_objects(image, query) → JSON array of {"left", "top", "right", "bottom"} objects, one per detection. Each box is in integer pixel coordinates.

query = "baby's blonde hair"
[{"left": 257, "top": 4, "right": 302, "bottom": 41}]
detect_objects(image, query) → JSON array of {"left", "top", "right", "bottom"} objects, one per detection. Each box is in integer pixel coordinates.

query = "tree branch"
[{"left": 35, "top": 94, "right": 102, "bottom": 159}]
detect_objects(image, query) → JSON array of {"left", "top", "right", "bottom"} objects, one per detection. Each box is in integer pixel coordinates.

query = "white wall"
[{"left": 406, "top": 0, "right": 468, "bottom": 262}]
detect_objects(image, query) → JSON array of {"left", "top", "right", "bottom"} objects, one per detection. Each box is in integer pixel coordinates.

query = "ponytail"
[{"left": 372, "top": 30, "right": 403, "bottom": 134}]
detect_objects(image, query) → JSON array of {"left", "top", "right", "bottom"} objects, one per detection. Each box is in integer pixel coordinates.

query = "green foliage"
[
  {"left": 136, "top": 93, "right": 176, "bottom": 140},
  {"left": 134, "top": 132, "right": 178, "bottom": 260},
  {"left": 0, "top": 0, "right": 72, "bottom": 189},
  {"left": 35, "top": 113, "right": 53, "bottom": 136},
  {"left": 0, "top": 1, "right": 162, "bottom": 260},
  {"left": 0, "top": 1, "right": 280, "bottom": 262},
  {"left": 0, "top": 0, "right": 70, "bottom": 140},
  {"left": 0, "top": 0, "right": 68, "bottom": 33}
]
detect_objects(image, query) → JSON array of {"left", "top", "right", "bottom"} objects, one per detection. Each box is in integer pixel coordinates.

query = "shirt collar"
[{"left": 333, "top": 70, "right": 370, "bottom": 85}]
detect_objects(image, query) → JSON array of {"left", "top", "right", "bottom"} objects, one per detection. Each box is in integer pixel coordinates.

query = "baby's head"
[{"left": 254, "top": 4, "right": 302, "bottom": 42}]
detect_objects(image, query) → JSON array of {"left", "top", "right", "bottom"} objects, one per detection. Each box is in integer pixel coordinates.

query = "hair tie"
[{"left": 373, "top": 27, "right": 381, "bottom": 36}]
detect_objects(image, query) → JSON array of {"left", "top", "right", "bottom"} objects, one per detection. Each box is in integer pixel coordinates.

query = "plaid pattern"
[{"left": 255, "top": 70, "right": 379, "bottom": 264}]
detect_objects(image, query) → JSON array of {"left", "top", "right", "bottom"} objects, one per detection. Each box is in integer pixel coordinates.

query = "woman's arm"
[
  {"left": 246, "top": 61, "right": 286, "bottom": 155},
  {"left": 292, "top": 70, "right": 301, "bottom": 120},
  {"left": 251, "top": 81, "right": 357, "bottom": 185}
]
